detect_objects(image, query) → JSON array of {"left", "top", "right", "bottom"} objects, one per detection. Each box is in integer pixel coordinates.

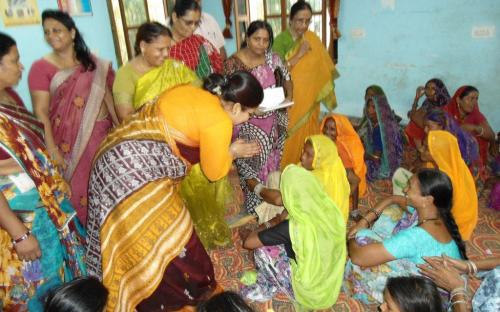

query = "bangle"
[
  {"left": 368, "top": 208, "right": 381, "bottom": 219},
  {"left": 469, "top": 260, "right": 478, "bottom": 275},
  {"left": 477, "top": 126, "right": 484, "bottom": 137},
  {"left": 12, "top": 230, "right": 31, "bottom": 246},
  {"left": 254, "top": 183, "right": 265, "bottom": 199},
  {"left": 451, "top": 300, "right": 467, "bottom": 307},
  {"left": 360, "top": 215, "right": 372, "bottom": 228}
]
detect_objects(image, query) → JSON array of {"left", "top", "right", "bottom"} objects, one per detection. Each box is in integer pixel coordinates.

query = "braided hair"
[{"left": 417, "top": 169, "right": 468, "bottom": 259}]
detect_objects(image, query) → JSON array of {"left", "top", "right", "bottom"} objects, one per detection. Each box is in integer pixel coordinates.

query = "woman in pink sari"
[{"left": 28, "top": 10, "right": 118, "bottom": 225}]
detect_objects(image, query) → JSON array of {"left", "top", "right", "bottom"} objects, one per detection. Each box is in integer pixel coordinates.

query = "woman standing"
[
  {"left": 28, "top": 10, "right": 118, "bottom": 225},
  {"left": 224, "top": 20, "right": 292, "bottom": 220},
  {"left": 113, "top": 22, "right": 198, "bottom": 121},
  {"left": 85, "top": 71, "right": 262, "bottom": 312},
  {"left": 0, "top": 32, "right": 86, "bottom": 312},
  {"left": 168, "top": 0, "right": 222, "bottom": 79},
  {"left": 273, "top": 1, "right": 339, "bottom": 167}
]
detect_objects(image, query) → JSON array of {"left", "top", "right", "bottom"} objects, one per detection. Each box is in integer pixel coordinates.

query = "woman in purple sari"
[
  {"left": 224, "top": 20, "right": 292, "bottom": 222},
  {"left": 28, "top": 10, "right": 118, "bottom": 225}
]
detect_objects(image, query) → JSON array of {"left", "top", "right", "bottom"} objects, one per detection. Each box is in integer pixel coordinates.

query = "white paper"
[
  {"left": 260, "top": 87, "right": 286, "bottom": 109},
  {"left": 9, "top": 173, "right": 35, "bottom": 193}
]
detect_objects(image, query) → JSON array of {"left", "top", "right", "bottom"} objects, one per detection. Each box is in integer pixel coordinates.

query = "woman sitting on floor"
[
  {"left": 444, "top": 86, "right": 495, "bottom": 174},
  {"left": 344, "top": 168, "right": 467, "bottom": 304},
  {"left": 406, "top": 78, "right": 451, "bottom": 149},
  {"left": 224, "top": 20, "right": 292, "bottom": 223},
  {"left": 359, "top": 92, "right": 403, "bottom": 181},
  {"left": 424, "top": 109, "right": 480, "bottom": 175},
  {"left": 242, "top": 164, "right": 346, "bottom": 310},
  {"left": 321, "top": 114, "right": 367, "bottom": 212}
]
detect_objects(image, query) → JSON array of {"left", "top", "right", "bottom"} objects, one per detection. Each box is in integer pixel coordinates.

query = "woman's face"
[
  {"left": 221, "top": 100, "right": 256, "bottom": 125},
  {"left": 246, "top": 28, "right": 270, "bottom": 56},
  {"left": 424, "top": 81, "right": 437, "bottom": 102},
  {"left": 300, "top": 140, "right": 314, "bottom": 170},
  {"left": 379, "top": 289, "right": 401, "bottom": 312},
  {"left": 172, "top": 10, "right": 201, "bottom": 40},
  {"left": 364, "top": 88, "right": 376, "bottom": 102},
  {"left": 290, "top": 9, "right": 312, "bottom": 36},
  {"left": 366, "top": 99, "right": 378, "bottom": 123},
  {"left": 423, "top": 119, "right": 442, "bottom": 133},
  {"left": 404, "top": 175, "right": 424, "bottom": 209},
  {"left": 458, "top": 91, "right": 479, "bottom": 115},
  {"left": 0, "top": 45, "right": 23, "bottom": 87},
  {"left": 141, "top": 35, "right": 172, "bottom": 67},
  {"left": 43, "top": 18, "right": 75, "bottom": 52},
  {"left": 419, "top": 137, "right": 434, "bottom": 163},
  {"left": 322, "top": 118, "right": 338, "bottom": 142}
]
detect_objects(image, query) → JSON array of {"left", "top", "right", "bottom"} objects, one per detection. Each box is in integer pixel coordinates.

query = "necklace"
[{"left": 417, "top": 217, "right": 440, "bottom": 226}]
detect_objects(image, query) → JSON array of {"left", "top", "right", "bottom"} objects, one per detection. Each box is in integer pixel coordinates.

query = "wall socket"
[
  {"left": 471, "top": 26, "right": 495, "bottom": 38},
  {"left": 351, "top": 28, "right": 366, "bottom": 38}
]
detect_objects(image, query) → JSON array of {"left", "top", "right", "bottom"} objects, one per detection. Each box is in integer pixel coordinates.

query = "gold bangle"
[{"left": 360, "top": 215, "right": 372, "bottom": 228}]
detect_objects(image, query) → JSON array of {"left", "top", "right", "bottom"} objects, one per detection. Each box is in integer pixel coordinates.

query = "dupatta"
[
  {"left": 281, "top": 164, "right": 346, "bottom": 310},
  {"left": 427, "top": 130, "right": 478, "bottom": 240},
  {"left": 307, "top": 134, "right": 350, "bottom": 223},
  {"left": 321, "top": 114, "right": 367, "bottom": 196}
]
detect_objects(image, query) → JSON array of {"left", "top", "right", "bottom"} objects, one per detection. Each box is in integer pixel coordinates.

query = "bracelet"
[
  {"left": 12, "top": 230, "right": 31, "bottom": 246},
  {"left": 450, "top": 292, "right": 468, "bottom": 301},
  {"left": 368, "top": 208, "right": 381, "bottom": 219},
  {"left": 360, "top": 215, "right": 372, "bottom": 228},
  {"left": 450, "top": 300, "right": 467, "bottom": 307},
  {"left": 286, "top": 61, "right": 292, "bottom": 68},
  {"left": 254, "top": 183, "right": 265, "bottom": 200},
  {"left": 469, "top": 260, "right": 478, "bottom": 275},
  {"left": 477, "top": 126, "right": 484, "bottom": 137}
]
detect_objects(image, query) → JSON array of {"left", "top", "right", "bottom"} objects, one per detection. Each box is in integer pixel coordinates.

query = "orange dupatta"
[
  {"left": 427, "top": 130, "right": 478, "bottom": 240},
  {"left": 320, "top": 114, "right": 367, "bottom": 196}
]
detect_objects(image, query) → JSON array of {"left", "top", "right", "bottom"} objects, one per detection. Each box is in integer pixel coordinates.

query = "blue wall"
[
  {"left": 334, "top": 0, "right": 500, "bottom": 130},
  {"left": 0, "top": 1, "right": 117, "bottom": 110},
  {"left": 202, "top": 1, "right": 237, "bottom": 55}
]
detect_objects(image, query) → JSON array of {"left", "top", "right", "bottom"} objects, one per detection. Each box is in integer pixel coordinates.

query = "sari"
[
  {"left": 320, "top": 114, "right": 367, "bottom": 196},
  {"left": 28, "top": 57, "right": 117, "bottom": 225},
  {"left": 444, "top": 86, "right": 489, "bottom": 167},
  {"left": 86, "top": 86, "right": 230, "bottom": 312},
  {"left": 361, "top": 95, "right": 403, "bottom": 180},
  {"left": 242, "top": 165, "right": 346, "bottom": 310},
  {"left": 224, "top": 51, "right": 289, "bottom": 218},
  {"left": 0, "top": 95, "right": 86, "bottom": 311},
  {"left": 169, "top": 34, "right": 223, "bottom": 79},
  {"left": 307, "top": 135, "right": 350, "bottom": 223},
  {"left": 405, "top": 78, "right": 451, "bottom": 146},
  {"left": 273, "top": 30, "right": 339, "bottom": 167},
  {"left": 427, "top": 130, "right": 478, "bottom": 240}
]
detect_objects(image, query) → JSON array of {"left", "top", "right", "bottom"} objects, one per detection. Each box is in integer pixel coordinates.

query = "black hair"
[
  {"left": 42, "top": 10, "right": 95, "bottom": 71},
  {"left": 0, "top": 32, "right": 16, "bottom": 61},
  {"left": 416, "top": 169, "right": 468, "bottom": 260},
  {"left": 44, "top": 277, "right": 108, "bottom": 312},
  {"left": 241, "top": 20, "right": 273, "bottom": 49},
  {"left": 290, "top": 1, "right": 313, "bottom": 20},
  {"left": 385, "top": 276, "right": 443, "bottom": 312},
  {"left": 458, "top": 85, "right": 479, "bottom": 99},
  {"left": 197, "top": 291, "right": 254, "bottom": 312},
  {"left": 170, "top": 0, "right": 201, "bottom": 24},
  {"left": 134, "top": 22, "right": 172, "bottom": 56},
  {"left": 203, "top": 71, "right": 263, "bottom": 109}
]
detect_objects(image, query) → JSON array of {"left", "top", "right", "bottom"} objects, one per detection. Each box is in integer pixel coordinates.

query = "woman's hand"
[
  {"left": 415, "top": 86, "right": 425, "bottom": 100},
  {"left": 298, "top": 40, "right": 311, "bottom": 58},
  {"left": 49, "top": 147, "right": 66, "bottom": 169},
  {"left": 418, "top": 256, "right": 464, "bottom": 292},
  {"left": 347, "top": 218, "right": 369, "bottom": 239},
  {"left": 14, "top": 234, "right": 41, "bottom": 261},
  {"left": 230, "top": 139, "right": 260, "bottom": 158}
]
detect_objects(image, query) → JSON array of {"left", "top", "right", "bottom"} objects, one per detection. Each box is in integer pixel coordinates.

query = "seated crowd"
[{"left": 0, "top": 1, "right": 498, "bottom": 312}]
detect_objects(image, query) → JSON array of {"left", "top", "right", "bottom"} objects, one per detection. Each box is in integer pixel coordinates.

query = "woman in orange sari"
[
  {"left": 85, "top": 71, "right": 262, "bottom": 312},
  {"left": 273, "top": 1, "right": 339, "bottom": 167},
  {"left": 321, "top": 114, "right": 367, "bottom": 211}
]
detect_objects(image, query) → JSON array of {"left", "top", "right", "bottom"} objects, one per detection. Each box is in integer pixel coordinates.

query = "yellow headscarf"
[
  {"left": 427, "top": 130, "right": 478, "bottom": 240},
  {"left": 307, "top": 135, "right": 350, "bottom": 223}
]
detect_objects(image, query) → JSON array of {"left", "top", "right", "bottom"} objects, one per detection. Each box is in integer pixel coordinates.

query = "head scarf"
[
  {"left": 320, "top": 114, "right": 367, "bottom": 196},
  {"left": 425, "top": 109, "right": 479, "bottom": 166},
  {"left": 363, "top": 95, "right": 404, "bottom": 179},
  {"left": 422, "top": 78, "right": 451, "bottom": 108},
  {"left": 427, "top": 130, "right": 478, "bottom": 240},
  {"left": 307, "top": 134, "right": 351, "bottom": 222},
  {"left": 280, "top": 164, "right": 346, "bottom": 310}
]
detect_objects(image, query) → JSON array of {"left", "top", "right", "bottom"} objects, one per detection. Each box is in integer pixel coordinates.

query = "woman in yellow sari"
[
  {"left": 85, "top": 72, "right": 263, "bottom": 312},
  {"left": 273, "top": 1, "right": 339, "bottom": 168},
  {"left": 419, "top": 130, "right": 478, "bottom": 240},
  {"left": 301, "top": 134, "right": 350, "bottom": 222},
  {"left": 321, "top": 114, "right": 367, "bottom": 211}
]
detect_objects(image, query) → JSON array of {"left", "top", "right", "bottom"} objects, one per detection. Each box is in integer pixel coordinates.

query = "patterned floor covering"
[{"left": 208, "top": 167, "right": 499, "bottom": 311}]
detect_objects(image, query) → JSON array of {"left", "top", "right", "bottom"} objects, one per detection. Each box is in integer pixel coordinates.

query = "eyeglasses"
[
  {"left": 292, "top": 18, "right": 311, "bottom": 26},
  {"left": 180, "top": 17, "right": 201, "bottom": 28}
]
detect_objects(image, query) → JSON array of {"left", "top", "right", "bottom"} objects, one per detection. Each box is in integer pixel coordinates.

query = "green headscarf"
[{"left": 281, "top": 164, "right": 347, "bottom": 310}]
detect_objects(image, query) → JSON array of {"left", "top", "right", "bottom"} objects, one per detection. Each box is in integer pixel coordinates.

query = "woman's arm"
[
  {"left": 0, "top": 192, "right": 41, "bottom": 261},
  {"left": 0, "top": 158, "right": 23, "bottom": 175},
  {"left": 461, "top": 120, "right": 495, "bottom": 142},
  {"left": 348, "top": 239, "right": 395, "bottom": 267},
  {"left": 284, "top": 79, "right": 293, "bottom": 101},
  {"left": 30, "top": 90, "right": 65, "bottom": 167},
  {"left": 246, "top": 178, "right": 283, "bottom": 206}
]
